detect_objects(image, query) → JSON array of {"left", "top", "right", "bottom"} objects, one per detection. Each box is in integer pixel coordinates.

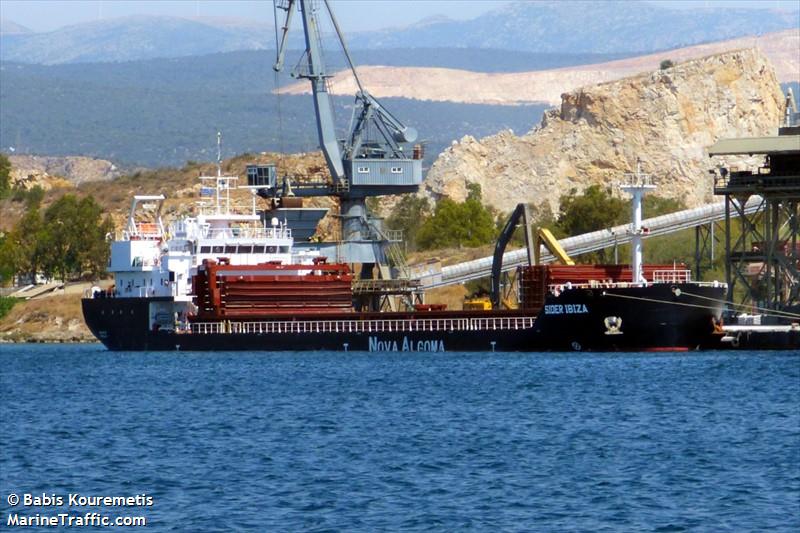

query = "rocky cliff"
[
  {"left": 423, "top": 48, "right": 785, "bottom": 213},
  {"left": 9, "top": 155, "right": 122, "bottom": 190}
]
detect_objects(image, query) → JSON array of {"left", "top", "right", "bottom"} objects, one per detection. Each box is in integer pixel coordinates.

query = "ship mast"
[
  {"left": 216, "top": 131, "right": 223, "bottom": 214},
  {"left": 216, "top": 130, "right": 222, "bottom": 178},
  {"left": 621, "top": 160, "right": 656, "bottom": 284}
]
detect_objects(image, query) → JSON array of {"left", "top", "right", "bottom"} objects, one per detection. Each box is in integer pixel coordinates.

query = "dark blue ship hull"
[{"left": 82, "top": 284, "right": 726, "bottom": 352}]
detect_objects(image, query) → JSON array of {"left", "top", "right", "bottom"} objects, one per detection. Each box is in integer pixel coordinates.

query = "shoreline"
[{"left": 0, "top": 336, "right": 99, "bottom": 344}]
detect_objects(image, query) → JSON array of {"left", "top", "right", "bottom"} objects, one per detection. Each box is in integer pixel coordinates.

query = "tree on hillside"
[
  {"left": 40, "top": 195, "right": 114, "bottom": 281},
  {"left": 417, "top": 183, "right": 497, "bottom": 250},
  {"left": 5, "top": 205, "right": 47, "bottom": 282},
  {"left": 557, "top": 185, "right": 627, "bottom": 236},
  {"left": 644, "top": 194, "right": 685, "bottom": 216},
  {"left": 385, "top": 194, "right": 431, "bottom": 252},
  {"left": 557, "top": 186, "right": 688, "bottom": 264},
  {"left": 0, "top": 153, "right": 11, "bottom": 199},
  {"left": 557, "top": 185, "right": 628, "bottom": 263},
  {"left": 0, "top": 235, "right": 15, "bottom": 286}
]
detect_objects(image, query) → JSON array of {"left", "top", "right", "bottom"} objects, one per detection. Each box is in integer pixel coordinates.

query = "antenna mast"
[
  {"left": 621, "top": 160, "right": 656, "bottom": 285},
  {"left": 216, "top": 131, "right": 222, "bottom": 177}
]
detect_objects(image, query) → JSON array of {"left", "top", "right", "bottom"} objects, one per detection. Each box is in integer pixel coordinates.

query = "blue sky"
[{"left": 1, "top": 0, "right": 797, "bottom": 33}]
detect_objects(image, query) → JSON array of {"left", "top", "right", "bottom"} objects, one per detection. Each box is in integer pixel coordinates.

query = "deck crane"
[
  {"left": 272, "top": 0, "right": 423, "bottom": 275},
  {"left": 490, "top": 204, "right": 574, "bottom": 310}
]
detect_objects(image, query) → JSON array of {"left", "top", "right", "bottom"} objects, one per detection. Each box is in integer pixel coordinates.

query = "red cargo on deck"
[{"left": 193, "top": 258, "right": 353, "bottom": 319}]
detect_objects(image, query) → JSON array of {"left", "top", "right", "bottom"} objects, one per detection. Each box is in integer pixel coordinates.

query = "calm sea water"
[{"left": 1, "top": 344, "right": 798, "bottom": 532}]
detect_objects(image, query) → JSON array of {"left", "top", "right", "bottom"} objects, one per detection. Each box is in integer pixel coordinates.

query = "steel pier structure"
[{"left": 709, "top": 123, "right": 800, "bottom": 313}]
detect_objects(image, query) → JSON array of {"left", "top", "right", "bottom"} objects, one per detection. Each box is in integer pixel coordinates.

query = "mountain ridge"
[
  {"left": 349, "top": 0, "right": 798, "bottom": 53},
  {"left": 0, "top": 19, "right": 33, "bottom": 35},
  {"left": 2, "top": 1, "right": 797, "bottom": 64},
  {"left": 0, "top": 15, "right": 276, "bottom": 64}
]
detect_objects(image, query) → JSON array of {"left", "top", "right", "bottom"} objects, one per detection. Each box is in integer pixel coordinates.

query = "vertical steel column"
[
  {"left": 724, "top": 195, "right": 733, "bottom": 304},
  {"left": 695, "top": 225, "right": 701, "bottom": 281}
]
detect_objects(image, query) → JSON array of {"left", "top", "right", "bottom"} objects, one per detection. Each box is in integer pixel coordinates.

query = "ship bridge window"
[
  {"left": 267, "top": 246, "right": 277, "bottom": 253},
  {"left": 391, "top": 167, "right": 403, "bottom": 174},
  {"left": 357, "top": 166, "right": 369, "bottom": 173},
  {"left": 212, "top": 246, "right": 224, "bottom": 254},
  {"left": 238, "top": 245, "right": 253, "bottom": 254},
  {"left": 279, "top": 246, "right": 289, "bottom": 253},
  {"left": 225, "top": 245, "right": 237, "bottom": 254},
  {"left": 200, "top": 246, "right": 211, "bottom": 253},
  {"left": 253, "top": 245, "right": 266, "bottom": 253}
]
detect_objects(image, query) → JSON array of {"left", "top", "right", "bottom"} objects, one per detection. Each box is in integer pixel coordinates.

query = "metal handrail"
[
  {"left": 652, "top": 269, "right": 691, "bottom": 283},
  {"left": 546, "top": 279, "right": 725, "bottom": 292},
  {"left": 189, "top": 315, "right": 537, "bottom": 335},
  {"left": 200, "top": 227, "right": 293, "bottom": 240}
]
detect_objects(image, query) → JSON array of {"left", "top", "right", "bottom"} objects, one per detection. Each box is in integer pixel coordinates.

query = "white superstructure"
[{"left": 107, "top": 168, "right": 317, "bottom": 302}]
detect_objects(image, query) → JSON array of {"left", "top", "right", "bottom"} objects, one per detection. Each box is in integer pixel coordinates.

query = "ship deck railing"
[
  {"left": 652, "top": 269, "right": 692, "bottom": 283},
  {"left": 188, "top": 315, "right": 537, "bottom": 335},
  {"left": 547, "top": 277, "right": 724, "bottom": 293},
  {"left": 196, "top": 202, "right": 260, "bottom": 218},
  {"left": 200, "top": 227, "right": 292, "bottom": 240},
  {"left": 714, "top": 170, "right": 800, "bottom": 194}
]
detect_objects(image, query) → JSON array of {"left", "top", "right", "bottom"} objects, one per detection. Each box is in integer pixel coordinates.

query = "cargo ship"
[
  {"left": 82, "top": 0, "right": 727, "bottom": 351},
  {"left": 81, "top": 166, "right": 727, "bottom": 352}
]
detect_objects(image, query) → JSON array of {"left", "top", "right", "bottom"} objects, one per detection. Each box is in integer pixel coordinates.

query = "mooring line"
[
  {"left": 602, "top": 292, "right": 721, "bottom": 312},
  {"left": 678, "top": 290, "right": 800, "bottom": 319},
  {"left": 603, "top": 291, "right": 799, "bottom": 322}
]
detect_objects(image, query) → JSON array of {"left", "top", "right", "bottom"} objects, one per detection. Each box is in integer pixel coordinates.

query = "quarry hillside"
[
  {"left": 422, "top": 48, "right": 786, "bottom": 214},
  {"left": 3, "top": 48, "right": 789, "bottom": 229},
  {"left": 3, "top": 48, "right": 789, "bottom": 226},
  {"left": 278, "top": 29, "right": 799, "bottom": 106}
]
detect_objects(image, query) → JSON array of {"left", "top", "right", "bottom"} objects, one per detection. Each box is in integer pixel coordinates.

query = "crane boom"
[
  {"left": 491, "top": 204, "right": 534, "bottom": 309},
  {"left": 274, "top": 0, "right": 344, "bottom": 182},
  {"left": 491, "top": 204, "right": 575, "bottom": 309},
  {"left": 272, "top": 0, "right": 421, "bottom": 195},
  {"left": 271, "top": 0, "right": 423, "bottom": 276}
]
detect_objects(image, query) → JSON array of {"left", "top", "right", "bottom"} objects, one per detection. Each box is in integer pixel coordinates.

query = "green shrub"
[
  {"left": 0, "top": 296, "right": 18, "bottom": 320},
  {"left": 416, "top": 184, "right": 497, "bottom": 250},
  {"left": 385, "top": 195, "right": 431, "bottom": 252},
  {"left": 0, "top": 153, "right": 10, "bottom": 199}
]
